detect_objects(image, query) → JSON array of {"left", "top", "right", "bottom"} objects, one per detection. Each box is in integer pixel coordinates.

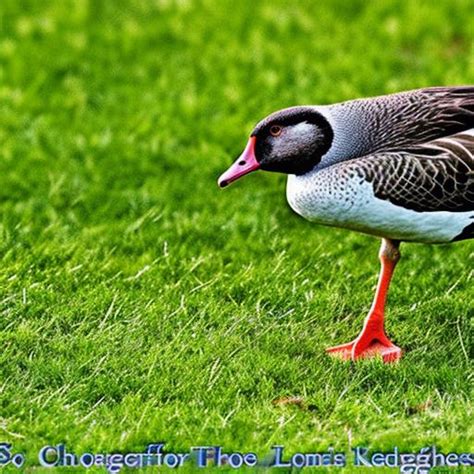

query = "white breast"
[{"left": 286, "top": 171, "right": 473, "bottom": 243}]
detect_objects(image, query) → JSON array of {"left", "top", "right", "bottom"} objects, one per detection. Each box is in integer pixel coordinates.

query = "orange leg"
[{"left": 326, "top": 239, "right": 402, "bottom": 363}]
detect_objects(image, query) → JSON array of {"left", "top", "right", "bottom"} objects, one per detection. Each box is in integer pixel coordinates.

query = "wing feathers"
[{"left": 352, "top": 131, "right": 474, "bottom": 213}]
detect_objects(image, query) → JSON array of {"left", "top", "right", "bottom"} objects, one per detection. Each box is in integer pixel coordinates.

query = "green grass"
[{"left": 0, "top": 0, "right": 473, "bottom": 472}]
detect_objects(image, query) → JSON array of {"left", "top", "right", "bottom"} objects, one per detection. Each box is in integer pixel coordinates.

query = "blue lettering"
[
  {"left": 192, "top": 447, "right": 211, "bottom": 468},
  {"left": 353, "top": 447, "right": 372, "bottom": 467},
  {"left": 124, "top": 454, "right": 139, "bottom": 468},
  {"left": 446, "top": 453, "right": 459, "bottom": 466},
  {"left": 108, "top": 454, "right": 124, "bottom": 473},
  {"left": 271, "top": 446, "right": 291, "bottom": 467},
  {"left": 39, "top": 446, "right": 59, "bottom": 467},
  {"left": 81, "top": 453, "right": 94, "bottom": 468},
  {"left": 372, "top": 453, "right": 385, "bottom": 467},
  {"left": 334, "top": 453, "right": 346, "bottom": 467},
  {"left": 0, "top": 443, "right": 12, "bottom": 466},
  {"left": 146, "top": 444, "right": 165, "bottom": 455},
  {"left": 164, "top": 453, "right": 179, "bottom": 468},
  {"left": 11, "top": 454, "right": 25, "bottom": 468},
  {"left": 228, "top": 453, "right": 243, "bottom": 468},
  {"left": 291, "top": 453, "right": 306, "bottom": 468},
  {"left": 244, "top": 452, "right": 257, "bottom": 467}
]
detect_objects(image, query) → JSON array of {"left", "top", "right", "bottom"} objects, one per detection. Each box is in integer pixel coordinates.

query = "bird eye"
[{"left": 270, "top": 125, "right": 282, "bottom": 137}]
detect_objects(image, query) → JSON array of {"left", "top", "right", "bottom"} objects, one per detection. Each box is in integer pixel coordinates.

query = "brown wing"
[
  {"left": 351, "top": 131, "right": 474, "bottom": 213},
  {"left": 395, "top": 87, "right": 474, "bottom": 145},
  {"left": 341, "top": 86, "right": 474, "bottom": 154}
]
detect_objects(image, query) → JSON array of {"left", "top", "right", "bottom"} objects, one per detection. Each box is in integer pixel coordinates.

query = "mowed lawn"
[{"left": 0, "top": 0, "right": 473, "bottom": 471}]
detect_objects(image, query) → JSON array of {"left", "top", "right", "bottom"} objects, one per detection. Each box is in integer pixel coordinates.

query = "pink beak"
[{"left": 218, "top": 137, "right": 260, "bottom": 188}]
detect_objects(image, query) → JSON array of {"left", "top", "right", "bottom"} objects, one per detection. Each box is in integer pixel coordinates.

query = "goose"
[{"left": 218, "top": 86, "right": 473, "bottom": 363}]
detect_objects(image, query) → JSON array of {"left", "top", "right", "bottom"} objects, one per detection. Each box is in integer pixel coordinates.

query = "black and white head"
[{"left": 218, "top": 107, "right": 333, "bottom": 187}]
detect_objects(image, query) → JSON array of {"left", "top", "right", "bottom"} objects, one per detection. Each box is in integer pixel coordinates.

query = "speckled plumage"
[
  {"left": 285, "top": 87, "right": 474, "bottom": 243},
  {"left": 359, "top": 132, "right": 474, "bottom": 213}
]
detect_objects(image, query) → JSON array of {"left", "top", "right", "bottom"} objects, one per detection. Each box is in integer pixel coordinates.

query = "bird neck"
[{"left": 316, "top": 88, "right": 470, "bottom": 170}]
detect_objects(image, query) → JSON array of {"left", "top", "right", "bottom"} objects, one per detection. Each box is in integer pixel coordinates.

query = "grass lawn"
[{"left": 0, "top": 0, "right": 473, "bottom": 472}]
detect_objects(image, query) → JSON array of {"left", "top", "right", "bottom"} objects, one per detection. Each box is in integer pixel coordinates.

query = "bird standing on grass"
[{"left": 218, "top": 87, "right": 473, "bottom": 363}]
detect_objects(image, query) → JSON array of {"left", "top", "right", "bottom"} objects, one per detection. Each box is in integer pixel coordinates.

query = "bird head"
[{"left": 218, "top": 107, "right": 333, "bottom": 188}]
